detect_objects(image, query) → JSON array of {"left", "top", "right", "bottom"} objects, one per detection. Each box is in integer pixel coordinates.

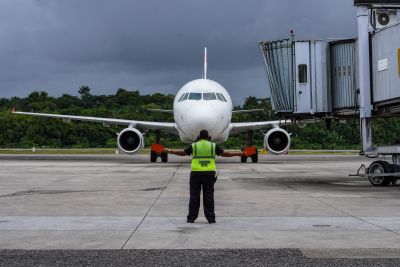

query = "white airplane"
[{"left": 13, "top": 47, "right": 291, "bottom": 163}]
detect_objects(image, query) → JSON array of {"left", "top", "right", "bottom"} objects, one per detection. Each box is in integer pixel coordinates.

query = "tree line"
[{"left": 0, "top": 86, "right": 399, "bottom": 150}]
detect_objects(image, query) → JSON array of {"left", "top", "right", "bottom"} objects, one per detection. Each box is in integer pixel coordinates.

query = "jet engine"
[
  {"left": 264, "top": 127, "right": 290, "bottom": 155},
  {"left": 117, "top": 128, "right": 144, "bottom": 155}
]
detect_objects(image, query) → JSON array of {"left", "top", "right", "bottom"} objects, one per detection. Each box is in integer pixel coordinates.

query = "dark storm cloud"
[{"left": 0, "top": 0, "right": 357, "bottom": 104}]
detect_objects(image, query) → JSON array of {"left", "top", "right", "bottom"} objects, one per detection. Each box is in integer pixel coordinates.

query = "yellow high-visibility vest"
[{"left": 191, "top": 140, "right": 216, "bottom": 171}]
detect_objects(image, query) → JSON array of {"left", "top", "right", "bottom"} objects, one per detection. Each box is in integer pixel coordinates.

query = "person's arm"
[
  {"left": 220, "top": 151, "right": 244, "bottom": 157},
  {"left": 164, "top": 148, "right": 188, "bottom": 156},
  {"left": 215, "top": 145, "right": 244, "bottom": 157}
]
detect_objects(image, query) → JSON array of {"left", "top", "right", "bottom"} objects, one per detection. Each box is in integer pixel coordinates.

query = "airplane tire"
[
  {"left": 368, "top": 160, "right": 392, "bottom": 186},
  {"left": 150, "top": 151, "right": 158, "bottom": 162},
  {"left": 251, "top": 149, "right": 258, "bottom": 163},
  {"left": 161, "top": 152, "right": 168, "bottom": 163},
  {"left": 241, "top": 156, "right": 247, "bottom": 163}
]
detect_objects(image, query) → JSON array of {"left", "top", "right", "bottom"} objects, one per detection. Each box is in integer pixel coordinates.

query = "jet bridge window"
[
  {"left": 188, "top": 93, "right": 202, "bottom": 100},
  {"left": 178, "top": 93, "right": 189, "bottom": 102},
  {"left": 217, "top": 93, "right": 227, "bottom": 102},
  {"left": 203, "top": 93, "right": 217, "bottom": 100},
  {"left": 298, "top": 64, "right": 308, "bottom": 84}
]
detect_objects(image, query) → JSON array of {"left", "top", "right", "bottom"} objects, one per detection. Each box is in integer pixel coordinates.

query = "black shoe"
[
  {"left": 187, "top": 219, "right": 195, "bottom": 223},
  {"left": 208, "top": 220, "right": 216, "bottom": 224}
]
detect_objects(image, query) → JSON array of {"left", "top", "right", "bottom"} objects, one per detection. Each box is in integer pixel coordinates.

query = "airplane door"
[{"left": 295, "top": 42, "right": 311, "bottom": 113}]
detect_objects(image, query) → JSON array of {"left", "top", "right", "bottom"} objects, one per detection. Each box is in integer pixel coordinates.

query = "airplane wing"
[
  {"left": 13, "top": 110, "right": 178, "bottom": 134},
  {"left": 147, "top": 109, "right": 173, "bottom": 114},
  {"left": 232, "top": 109, "right": 264, "bottom": 114},
  {"left": 230, "top": 120, "right": 292, "bottom": 134}
]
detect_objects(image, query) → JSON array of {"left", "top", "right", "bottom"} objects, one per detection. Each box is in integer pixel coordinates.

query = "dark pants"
[{"left": 187, "top": 171, "right": 215, "bottom": 222}]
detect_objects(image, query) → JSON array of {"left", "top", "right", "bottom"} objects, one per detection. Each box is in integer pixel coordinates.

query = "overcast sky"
[{"left": 0, "top": 0, "right": 357, "bottom": 104}]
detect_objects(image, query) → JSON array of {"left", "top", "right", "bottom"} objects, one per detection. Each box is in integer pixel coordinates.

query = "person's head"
[{"left": 198, "top": 130, "right": 210, "bottom": 140}]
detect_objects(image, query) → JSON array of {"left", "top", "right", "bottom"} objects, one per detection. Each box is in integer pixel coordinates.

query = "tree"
[
  {"left": 78, "top": 86, "right": 91, "bottom": 98},
  {"left": 2, "top": 88, "right": 400, "bottom": 150}
]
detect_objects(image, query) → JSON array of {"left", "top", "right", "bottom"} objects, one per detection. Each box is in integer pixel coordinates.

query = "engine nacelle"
[
  {"left": 117, "top": 128, "right": 144, "bottom": 155},
  {"left": 264, "top": 127, "right": 290, "bottom": 155}
]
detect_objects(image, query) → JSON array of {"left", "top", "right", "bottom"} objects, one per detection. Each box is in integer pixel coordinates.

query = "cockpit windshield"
[
  {"left": 216, "top": 93, "right": 227, "bottom": 102},
  {"left": 178, "top": 92, "right": 227, "bottom": 102},
  {"left": 188, "top": 93, "right": 202, "bottom": 100},
  {"left": 203, "top": 93, "right": 217, "bottom": 100},
  {"left": 178, "top": 93, "right": 189, "bottom": 102}
]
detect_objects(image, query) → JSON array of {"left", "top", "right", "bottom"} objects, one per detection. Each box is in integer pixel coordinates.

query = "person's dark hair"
[{"left": 199, "top": 130, "right": 210, "bottom": 140}]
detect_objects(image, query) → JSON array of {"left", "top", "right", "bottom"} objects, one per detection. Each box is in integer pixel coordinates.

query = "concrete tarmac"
[{"left": 1, "top": 154, "right": 400, "bottom": 264}]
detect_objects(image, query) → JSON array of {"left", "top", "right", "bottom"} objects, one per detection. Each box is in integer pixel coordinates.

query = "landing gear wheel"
[
  {"left": 241, "top": 156, "right": 247, "bottom": 163},
  {"left": 161, "top": 152, "right": 168, "bottom": 163},
  {"left": 251, "top": 149, "right": 258, "bottom": 163},
  {"left": 368, "top": 160, "right": 393, "bottom": 186},
  {"left": 150, "top": 151, "right": 158, "bottom": 162}
]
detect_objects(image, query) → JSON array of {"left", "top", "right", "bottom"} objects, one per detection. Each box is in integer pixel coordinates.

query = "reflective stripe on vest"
[{"left": 191, "top": 140, "right": 216, "bottom": 171}]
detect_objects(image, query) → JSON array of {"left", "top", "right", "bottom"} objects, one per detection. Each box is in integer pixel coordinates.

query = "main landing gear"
[
  {"left": 241, "top": 130, "right": 258, "bottom": 163},
  {"left": 150, "top": 130, "right": 168, "bottom": 163}
]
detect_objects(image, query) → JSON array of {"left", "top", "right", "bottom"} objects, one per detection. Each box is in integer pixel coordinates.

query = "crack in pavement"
[
  {"left": 285, "top": 183, "right": 400, "bottom": 237},
  {"left": 120, "top": 165, "right": 181, "bottom": 249}
]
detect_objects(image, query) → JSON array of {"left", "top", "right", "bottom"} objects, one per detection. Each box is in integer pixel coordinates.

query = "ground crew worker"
[{"left": 164, "top": 130, "right": 244, "bottom": 224}]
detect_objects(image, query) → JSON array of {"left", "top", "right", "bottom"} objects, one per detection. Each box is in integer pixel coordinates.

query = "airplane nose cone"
[{"left": 188, "top": 105, "right": 218, "bottom": 135}]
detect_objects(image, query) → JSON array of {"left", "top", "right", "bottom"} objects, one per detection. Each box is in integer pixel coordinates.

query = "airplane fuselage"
[{"left": 173, "top": 79, "right": 232, "bottom": 143}]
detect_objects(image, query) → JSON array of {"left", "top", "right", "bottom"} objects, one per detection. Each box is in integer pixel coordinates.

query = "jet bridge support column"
[
  {"left": 353, "top": 1, "right": 400, "bottom": 186},
  {"left": 356, "top": 5, "right": 373, "bottom": 154}
]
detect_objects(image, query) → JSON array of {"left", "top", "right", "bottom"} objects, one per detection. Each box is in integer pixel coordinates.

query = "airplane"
[{"left": 13, "top": 47, "right": 292, "bottom": 163}]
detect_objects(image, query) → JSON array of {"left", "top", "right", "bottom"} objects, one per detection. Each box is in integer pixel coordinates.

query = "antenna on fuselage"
[{"left": 203, "top": 46, "right": 207, "bottom": 79}]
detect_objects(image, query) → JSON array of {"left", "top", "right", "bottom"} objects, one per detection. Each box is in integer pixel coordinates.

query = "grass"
[
  {"left": 287, "top": 150, "right": 359, "bottom": 155},
  {"left": 0, "top": 148, "right": 117, "bottom": 154}
]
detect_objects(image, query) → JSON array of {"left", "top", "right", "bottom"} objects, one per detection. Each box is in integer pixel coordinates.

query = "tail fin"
[{"left": 204, "top": 46, "right": 207, "bottom": 79}]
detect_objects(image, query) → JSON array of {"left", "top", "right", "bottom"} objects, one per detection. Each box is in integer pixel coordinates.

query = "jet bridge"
[
  {"left": 259, "top": 39, "right": 359, "bottom": 118},
  {"left": 260, "top": 0, "right": 400, "bottom": 186}
]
